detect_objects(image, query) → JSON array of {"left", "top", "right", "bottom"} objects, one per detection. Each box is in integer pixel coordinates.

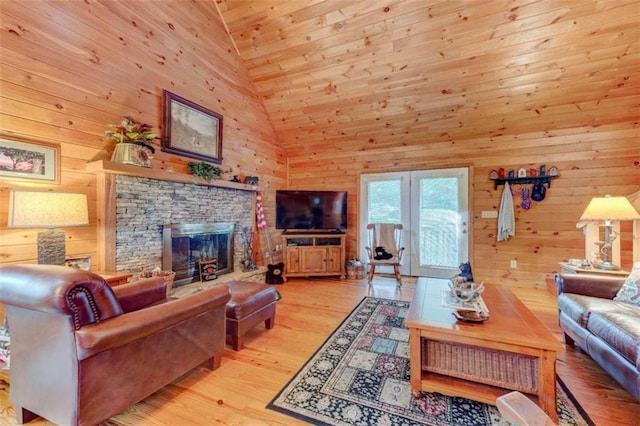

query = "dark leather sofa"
[
  {"left": 0, "top": 264, "right": 231, "bottom": 425},
  {"left": 556, "top": 273, "right": 639, "bottom": 401}
]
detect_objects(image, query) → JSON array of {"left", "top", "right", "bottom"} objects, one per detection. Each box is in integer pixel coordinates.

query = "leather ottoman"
[{"left": 224, "top": 281, "right": 277, "bottom": 350}]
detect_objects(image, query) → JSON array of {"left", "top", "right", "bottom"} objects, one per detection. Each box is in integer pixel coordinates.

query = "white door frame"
[{"left": 359, "top": 167, "right": 471, "bottom": 278}]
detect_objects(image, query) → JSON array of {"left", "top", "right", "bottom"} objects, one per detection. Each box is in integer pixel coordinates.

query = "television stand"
[
  {"left": 281, "top": 233, "right": 346, "bottom": 280},
  {"left": 282, "top": 229, "right": 344, "bottom": 235}
]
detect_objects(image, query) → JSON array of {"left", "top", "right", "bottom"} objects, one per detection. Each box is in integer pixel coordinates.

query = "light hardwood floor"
[{"left": 0, "top": 277, "right": 637, "bottom": 425}]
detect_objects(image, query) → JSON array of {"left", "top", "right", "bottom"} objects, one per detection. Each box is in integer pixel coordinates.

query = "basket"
[
  {"left": 140, "top": 270, "right": 176, "bottom": 296},
  {"left": 346, "top": 261, "right": 364, "bottom": 280},
  {"left": 421, "top": 339, "right": 539, "bottom": 394},
  {"left": 346, "top": 265, "right": 357, "bottom": 279}
]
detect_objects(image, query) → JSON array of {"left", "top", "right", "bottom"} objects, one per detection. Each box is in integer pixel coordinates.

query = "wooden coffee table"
[{"left": 406, "top": 278, "right": 564, "bottom": 423}]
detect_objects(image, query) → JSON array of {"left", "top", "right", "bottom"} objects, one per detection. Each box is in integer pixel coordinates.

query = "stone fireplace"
[
  {"left": 163, "top": 223, "right": 235, "bottom": 287},
  {"left": 111, "top": 174, "right": 254, "bottom": 277}
]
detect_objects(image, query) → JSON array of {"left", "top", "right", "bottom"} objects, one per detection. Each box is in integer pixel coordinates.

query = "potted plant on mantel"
[
  {"left": 187, "top": 161, "right": 232, "bottom": 182},
  {"left": 105, "top": 116, "right": 158, "bottom": 168}
]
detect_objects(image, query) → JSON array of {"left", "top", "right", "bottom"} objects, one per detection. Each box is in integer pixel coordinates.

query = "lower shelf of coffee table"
[
  {"left": 422, "top": 338, "right": 539, "bottom": 393},
  {"left": 417, "top": 372, "right": 539, "bottom": 407}
]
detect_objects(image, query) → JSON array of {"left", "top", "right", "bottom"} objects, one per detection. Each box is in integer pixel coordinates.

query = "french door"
[{"left": 360, "top": 167, "right": 470, "bottom": 278}]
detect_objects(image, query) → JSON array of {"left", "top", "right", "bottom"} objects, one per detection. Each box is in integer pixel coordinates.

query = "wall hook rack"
[{"left": 490, "top": 176, "right": 557, "bottom": 190}]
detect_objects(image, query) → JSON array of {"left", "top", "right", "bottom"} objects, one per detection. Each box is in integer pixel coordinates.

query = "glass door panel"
[
  {"left": 359, "top": 172, "right": 410, "bottom": 276},
  {"left": 410, "top": 168, "right": 469, "bottom": 278},
  {"left": 360, "top": 168, "right": 469, "bottom": 279}
]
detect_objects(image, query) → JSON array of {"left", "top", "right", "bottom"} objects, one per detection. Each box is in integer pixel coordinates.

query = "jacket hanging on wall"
[{"left": 498, "top": 182, "right": 515, "bottom": 241}]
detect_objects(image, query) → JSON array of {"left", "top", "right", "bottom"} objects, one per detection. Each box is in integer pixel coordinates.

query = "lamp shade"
[
  {"left": 8, "top": 190, "right": 89, "bottom": 228},
  {"left": 579, "top": 195, "right": 640, "bottom": 222}
]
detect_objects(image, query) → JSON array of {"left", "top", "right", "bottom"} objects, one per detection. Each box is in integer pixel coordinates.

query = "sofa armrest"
[
  {"left": 555, "top": 273, "right": 626, "bottom": 299},
  {"left": 0, "top": 264, "right": 123, "bottom": 327},
  {"left": 112, "top": 277, "right": 167, "bottom": 312},
  {"left": 75, "top": 285, "right": 231, "bottom": 360}
]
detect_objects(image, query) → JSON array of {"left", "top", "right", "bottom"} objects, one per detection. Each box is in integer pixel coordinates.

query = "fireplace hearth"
[{"left": 163, "top": 223, "right": 235, "bottom": 287}]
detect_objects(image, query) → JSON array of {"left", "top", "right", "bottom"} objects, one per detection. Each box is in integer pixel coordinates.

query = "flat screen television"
[{"left": 276, "top": 190, "right": 347, "bottom": 232}]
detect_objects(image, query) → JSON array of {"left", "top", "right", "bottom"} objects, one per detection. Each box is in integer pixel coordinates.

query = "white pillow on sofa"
[{"left": 614, "top": 262, "right": 640, "bottom": 306}]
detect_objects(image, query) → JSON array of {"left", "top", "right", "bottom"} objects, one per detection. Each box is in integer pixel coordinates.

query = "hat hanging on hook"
[{"left": 531, "top": 180, "right": 546, "bottom": 201}]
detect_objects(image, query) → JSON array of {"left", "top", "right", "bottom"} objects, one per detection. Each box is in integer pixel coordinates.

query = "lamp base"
[
  {"left": 593, "top": 261, "right": 621, "bottom": 271},
  {"left": 37, "top": 228, "right": 66, "bottom": 265}
]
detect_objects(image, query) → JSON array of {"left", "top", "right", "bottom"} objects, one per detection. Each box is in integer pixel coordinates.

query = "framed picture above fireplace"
[{"left": 161, "top": 90, "right": 223, "bottom": 164}]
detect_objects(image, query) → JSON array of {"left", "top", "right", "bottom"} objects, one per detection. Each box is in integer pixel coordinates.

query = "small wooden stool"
[{"left": 224, "top": 281, "right": 277, "bottom": 350}]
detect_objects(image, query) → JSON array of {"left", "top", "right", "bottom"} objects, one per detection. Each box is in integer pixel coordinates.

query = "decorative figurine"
[
  {"left": 508, "top": 169, "right": 515, "bottom": 178},
  {"left": 517, "top": 168, "right": 527, "bottom": 178},
  {"left": 245, "top": 176, "right": 259, "bottom": 185},
  {"left": 549, "top": 166, "right": 558, "bottom": 177},
  {"left": 539, "top": 164, "right": 546, "bottom": 176},
  {"left": 490, "top": 169, "right": 498, "bottom": 179}
]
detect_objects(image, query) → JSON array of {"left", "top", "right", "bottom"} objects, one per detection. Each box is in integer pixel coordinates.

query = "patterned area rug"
[{"left": 268, "top": 297, "right": 592, "bottom": 425}]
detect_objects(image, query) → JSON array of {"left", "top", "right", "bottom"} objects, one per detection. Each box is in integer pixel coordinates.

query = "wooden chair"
[
  {"left": 496, "top": 391, "right": 555, "bottom": 426},
  {"left": 364, "top": 223, "right": 404, "bottom": 286}
]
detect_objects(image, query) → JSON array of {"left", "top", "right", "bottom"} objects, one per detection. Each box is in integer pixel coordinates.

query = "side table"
[
  {"left": 96, "top": 272, "right": 133, "bottom": 287},
  {"left": 558, "top": 262, "right": 628, "bottom": 276}
]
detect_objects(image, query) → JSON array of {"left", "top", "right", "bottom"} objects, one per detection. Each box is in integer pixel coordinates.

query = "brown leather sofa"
[
  {"left": 0, "top": 264, "right": 231, "bottom": 425},
  {"left": 556, "top": 273, "right": 639, "bottom": 401}
]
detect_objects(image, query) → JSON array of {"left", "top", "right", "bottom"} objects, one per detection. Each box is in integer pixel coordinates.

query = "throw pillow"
[{"left": 614, "top": 262, "right": 640, "bottom": 305}]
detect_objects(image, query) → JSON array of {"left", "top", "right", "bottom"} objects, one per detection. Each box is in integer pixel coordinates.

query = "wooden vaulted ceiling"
[{"left": 216, "top": 0, "right": 639, "bottom": 157}]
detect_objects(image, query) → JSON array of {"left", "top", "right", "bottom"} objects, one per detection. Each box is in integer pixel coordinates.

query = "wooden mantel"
[
  {"left": 85, "top": 160, "right": 261, "bottom": 272},
  {"left": 85, "top": 160, "right": 262, "bottom": 192}
]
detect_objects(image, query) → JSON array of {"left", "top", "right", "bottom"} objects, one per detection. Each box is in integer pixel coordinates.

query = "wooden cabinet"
[
  {"left": 285, "top": 246, "right": 300, "bottom": 274},
  {"left": 326, "top": 246, "right": 343, "bottom": 273},
  {"left": 300, "top": 247, "right": 327, "bottom": 273},
  {"left": 281, "top": 234, "right": 346, "bottom": 280}
]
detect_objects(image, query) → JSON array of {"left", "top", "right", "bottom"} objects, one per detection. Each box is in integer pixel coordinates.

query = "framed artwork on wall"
[
  {"left": 161, "top": 90, "right": 223, "bottom": 164},
  {"left": 0, "top": 136, "right": 60, "bottom": 184}
]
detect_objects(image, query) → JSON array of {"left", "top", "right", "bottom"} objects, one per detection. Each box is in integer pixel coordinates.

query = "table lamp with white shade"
[
  {"left": 7, "top": 190, "right": 89, "bottom": 265},
  {"left": 579, "top": 195, "right": 640, "bottom": 270}
]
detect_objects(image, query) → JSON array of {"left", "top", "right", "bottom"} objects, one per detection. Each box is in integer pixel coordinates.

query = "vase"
[{"left": 111, "top": 143, "right": 152, "bottom": 168}]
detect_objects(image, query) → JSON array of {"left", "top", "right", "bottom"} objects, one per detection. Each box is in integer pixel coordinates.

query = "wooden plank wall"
[
  {"left": 0, "top": 1, "right": 285, "bottom": 270},
  {"left": 0, "top": 1, "right": 637, "bottom": 292},
  {"left": 217, "top": 0, "right": 640, "bottom": 290},
  {"left": 287, "top": 125, "right": 638, "bottom": 289}
]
